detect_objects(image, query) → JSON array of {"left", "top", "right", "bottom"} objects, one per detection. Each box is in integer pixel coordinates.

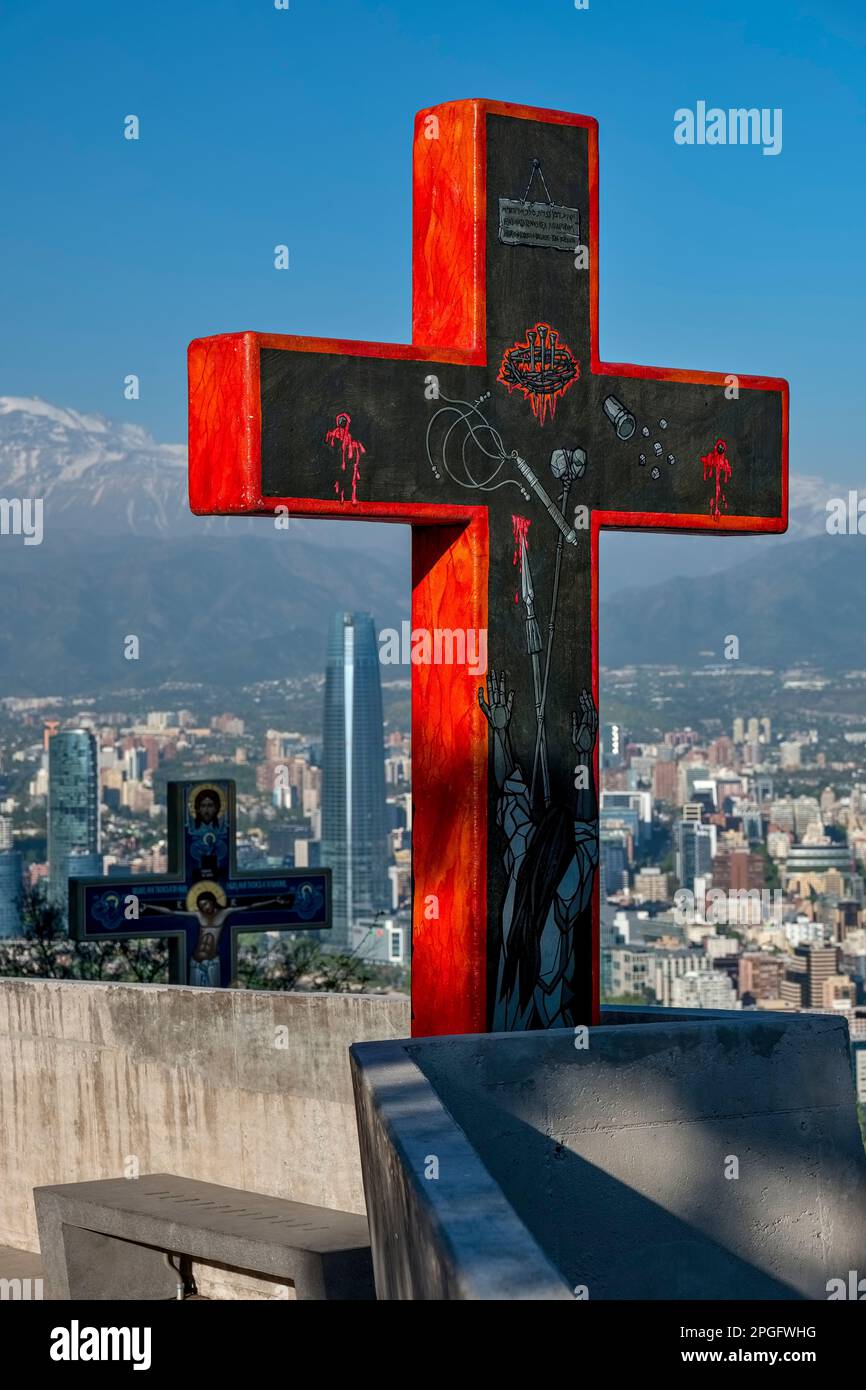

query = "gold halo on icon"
[
  {"left": 187, "top": 783, "right": 225, "bottom": 820},
  {"left": 185, "top": 881, "right": 227, "bottom": 913}
]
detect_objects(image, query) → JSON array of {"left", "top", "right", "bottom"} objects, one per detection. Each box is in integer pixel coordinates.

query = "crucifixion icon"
[{"left": 70, "top": 780, "right": 330, "bottom": 986}]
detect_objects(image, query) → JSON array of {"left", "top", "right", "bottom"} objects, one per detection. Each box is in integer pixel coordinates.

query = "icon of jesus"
[
  {"left": 139, "top": 881, "right": 295, "bottom": 987},
  {"left": 186, "top": 784, "right": 228, "bottom": 876}
]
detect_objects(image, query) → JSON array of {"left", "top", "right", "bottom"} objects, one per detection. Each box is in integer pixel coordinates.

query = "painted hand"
[
  {"left": 571, "top": 688, "right": 598, "bottom": 755},
  {"left": 478, "top": 667, "right": 514, "bottom": 730}
]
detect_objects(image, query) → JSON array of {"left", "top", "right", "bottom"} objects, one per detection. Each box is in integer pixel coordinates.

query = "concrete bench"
[{"left": 34, "top": 1174, "right": 375, "bottom": 1300}]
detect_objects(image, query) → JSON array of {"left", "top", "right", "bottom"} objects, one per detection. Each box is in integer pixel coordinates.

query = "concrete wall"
[
  {"left": 353, "top": 1014, "right": 866, "bottom": 1300},
  {"left": 0, "top": 978, "right": 410, "bottom": 1258},
  {"left": 351, "top": 1038, "right": 573, "bottom": 1300}
]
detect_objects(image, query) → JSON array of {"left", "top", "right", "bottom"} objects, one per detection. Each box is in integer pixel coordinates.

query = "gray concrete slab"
[
  {"left": 351, "top": 1012, "right": 866, "bottom": 1300},
  {"left": 0, "top": 1244, "right": 44, "bottom": 1300},
  {"left": 34, "top": 1173, "right": 375, "bottom": 1301},
  {"left": 0, "top": 1246, "right": 42, "bottom": 1279}
]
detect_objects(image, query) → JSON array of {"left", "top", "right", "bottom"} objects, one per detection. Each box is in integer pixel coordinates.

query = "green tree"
[{"left": 0, "top": 882, "right": 168, "bottom": 983}]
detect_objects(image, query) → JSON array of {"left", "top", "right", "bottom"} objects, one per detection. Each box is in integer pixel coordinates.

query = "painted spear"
[
  {"left": 520, "top": 530, "right": 551, "bottom": 808},
  {"left": 530, "top": 447, "right": 587, "bottom": 806}
]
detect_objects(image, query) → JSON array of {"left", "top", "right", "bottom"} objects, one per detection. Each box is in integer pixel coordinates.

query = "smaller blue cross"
[{"left": 69, "top": 779, "right": 330, "bottom": 987}]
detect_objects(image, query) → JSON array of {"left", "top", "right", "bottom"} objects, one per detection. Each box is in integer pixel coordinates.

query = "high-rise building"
[
  {"left": 671, "top": 969, "right": 740, "bottom": 1011},
  {"left": 607, "top": 945, "right": 652, "bottom": 1000},
  {"left": 654, "top": 949, "right": 709, "bottom": 1007},
  {"left": 0, "top": 850, "right": 24, "bottom": 938},
  {"left": 293, "top": 838, "right": 322, "bottom": 869},
  {"left": 602, "top": 722, "right": 626, "bottom": 769},
  {"left": 48, "top": 730, "right": 100, "bottom": 914},
  {"left": 802, "top": 945, "right": 840, "bottom": 1008},
  {"left": 600, "top": 790, "right": 652, "bottom": 845},
  {"left": 738, "top": 953, "right": 785, "bottom": 1004},
  {"left": 600, "top": 831, "right": 629, "bottom": 896},
  {"left": 782, "top": 944, "right": 840, "bottom": 1009},
  {"left": 652, "top": 760, "right": 679, "bottom": 805},
  {"left": 633, "top": 867, "right": 669, "bottom": 902},
  {"left": 123, "top": 747, "right": 148, "bottom": 781},
  {"left": 740, "top": 806, "right": 764, "bottom": 843},
  {"left": 321, "top": 613, "right": 390, "bottom": 947},
  {"left": 783, "top": 841, "right": 853, "bottom": 896},
  {"left": 674, "top": 815, "right": 715, "bottom": 891},
  {"left": 712, "top": 846, "right": 765, "bottom": 894},
  {"left": 754, "top": 775, "right": 774, "bottom": 804}
]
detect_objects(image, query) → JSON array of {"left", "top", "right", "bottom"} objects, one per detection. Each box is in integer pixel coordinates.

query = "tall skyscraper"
[
  {"left": 0, "top": 850, "right": 24, "bottom": 938},
  {"left": 48, "top": 730, "right": 100, "bottom": 914},
  {"left": 321, "top": 613, "right": 389, "bottom": 947},
  {"left": 674, "top": 815, "right": 715, "bottom": 892}
]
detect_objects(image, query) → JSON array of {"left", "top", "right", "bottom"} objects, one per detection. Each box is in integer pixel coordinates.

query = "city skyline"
[{"left": 0, "top": 618, "right": 412, "bottom": 974}]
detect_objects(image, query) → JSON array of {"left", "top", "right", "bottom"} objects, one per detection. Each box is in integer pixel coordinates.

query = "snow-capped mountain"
[
  {"left": 0, "top": 396, "right": 407, "bottom": 553},
  {"left": 0, "top": 396, "right": 191, "bottom": 537},
  {"left": 0, "top": 397, "right": 410, "bottom": 695}
]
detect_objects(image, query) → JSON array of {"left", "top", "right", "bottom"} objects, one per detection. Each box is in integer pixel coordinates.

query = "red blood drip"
[
  {"left": 512, "top": 515, "right": 531, "bottom": 603},
  {"left": 325, "top": 412, "right": 366, "bottom": 505},
  {"left": 700, "top": 438, "right": 732, "bottom": 521}
]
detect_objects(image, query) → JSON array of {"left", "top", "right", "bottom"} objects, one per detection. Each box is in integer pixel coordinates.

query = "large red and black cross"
[{"left": 188, "top": 99, "right": 787, "bottom": 1037}]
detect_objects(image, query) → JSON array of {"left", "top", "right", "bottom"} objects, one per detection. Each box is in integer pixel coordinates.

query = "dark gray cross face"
[
  {"left": 69, "top": 780, "right": 330, "bottom": 987},
  {"left": 255, "top": 112, "right": 784, "bottom": 1030}
]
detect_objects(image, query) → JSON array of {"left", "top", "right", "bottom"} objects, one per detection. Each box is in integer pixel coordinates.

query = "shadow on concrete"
[{"left": 353, "top": 1017, "right": 866, "bottom": 1299}]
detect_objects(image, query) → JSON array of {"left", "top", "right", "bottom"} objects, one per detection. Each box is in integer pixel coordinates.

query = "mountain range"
[
  {"left": 0, "top": 397, "right": 410, "bottom": 695},
  {"left": 600, "top": 532, "right": 864, "bottom": 670},
  {"left": 0, "top": 396, "right": 858, "bottom": 693}
]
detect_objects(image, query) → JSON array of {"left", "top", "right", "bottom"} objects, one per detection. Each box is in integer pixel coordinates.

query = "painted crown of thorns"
[{"left": 499, "top": 323, "right": 577, "bottom": 395}]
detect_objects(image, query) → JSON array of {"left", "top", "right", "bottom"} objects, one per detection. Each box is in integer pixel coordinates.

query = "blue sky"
[{"left": 1, "top": 0, "right": 864, "bottom": 485}]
